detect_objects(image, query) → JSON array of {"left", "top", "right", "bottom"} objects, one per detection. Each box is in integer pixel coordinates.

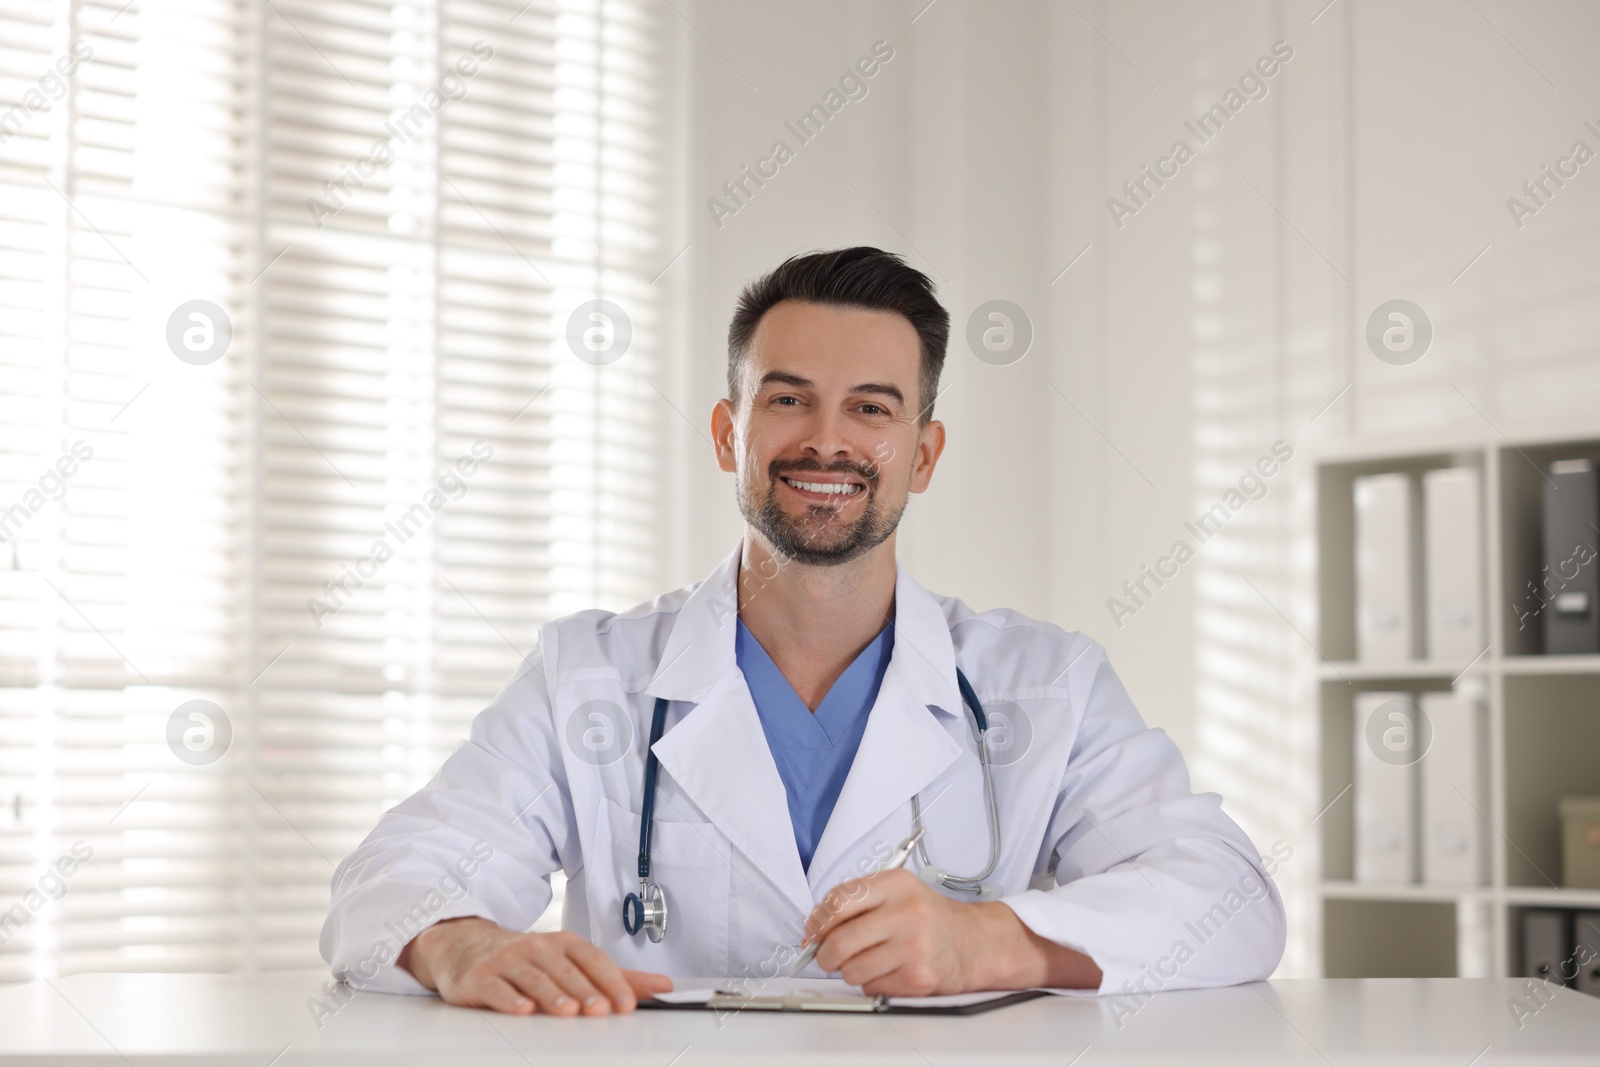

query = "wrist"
[
  {"left": 966, "top": 901, "right": 1101, "bottom": 991},
  {"left": 397, "top": 924, "right": 439, "bottom": 989},
  {"left": 963, "top": 901, "right": 1042, "bottom": 990},
  {"left": 400, "top": 916, "right": 486, "bottom": 990}
]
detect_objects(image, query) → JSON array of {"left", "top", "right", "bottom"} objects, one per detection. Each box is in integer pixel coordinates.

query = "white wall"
[{"left": 659, "top": 0, "right": 1600, "bottom": 977}]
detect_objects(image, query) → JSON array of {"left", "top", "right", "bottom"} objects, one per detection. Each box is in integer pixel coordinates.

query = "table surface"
[{"left": 0, "top": 973, "right": 1597, "bottom": 1066}]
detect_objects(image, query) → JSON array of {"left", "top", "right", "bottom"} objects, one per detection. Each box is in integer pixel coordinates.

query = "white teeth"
[{"left": 785, "top": 477, "right": 861, "bottom": 496}]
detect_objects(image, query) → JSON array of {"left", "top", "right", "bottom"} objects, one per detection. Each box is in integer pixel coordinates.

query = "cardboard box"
[{"left": 1560, "top": 797, "right": 1600, "bottom": 890}]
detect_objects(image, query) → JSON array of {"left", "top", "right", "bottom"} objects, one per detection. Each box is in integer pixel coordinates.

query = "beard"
[{"left": 736, "top": 457, "right": 906, "bottom": 567}]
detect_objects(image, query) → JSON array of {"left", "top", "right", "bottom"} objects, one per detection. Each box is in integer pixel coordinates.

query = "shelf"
[
  {"left": 1307, "top": 423, "right": 1600, "bottom": 465},
  {"left": 1322, "top": 880, "right": 1489, "bottom": 903},
  {"left": 1316, "top": 432, "right": 1600, "bottom": 981},
  {"left": 1502, "top": 654, "right": 1600, "bottom": 676},
  {"left": 1314, "top": 655, "right": 1600, "bottom": 679},
  {"left": 1503, "top": 886, "right": 1600, "bottom": 909},
  {"left": 1323, "top": 882, "right": 1600, "bottom": 909},
  {"left": 1317, "top": 660, "right": 1482, "bottom": 682}
]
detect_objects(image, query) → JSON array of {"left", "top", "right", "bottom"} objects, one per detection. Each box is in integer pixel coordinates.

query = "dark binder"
[
  {"left": 1542, "top": 460, "right": 1600, "bottom": 654},
  {"left": 1521, "top": 909, "right": 1570, "bottom": 986},
  {"left": 1576, "top": 911, "right": 1600, "bottom": 997}
]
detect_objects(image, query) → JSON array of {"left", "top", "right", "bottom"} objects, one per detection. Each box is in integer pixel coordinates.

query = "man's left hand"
[{"left": 801, "top": 868, "right": 1101, "bottom": 995}]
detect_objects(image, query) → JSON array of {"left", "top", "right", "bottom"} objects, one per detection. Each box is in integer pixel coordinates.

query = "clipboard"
[{"left": 639, "top": 978, "right": 1049, "bottom": 1016}]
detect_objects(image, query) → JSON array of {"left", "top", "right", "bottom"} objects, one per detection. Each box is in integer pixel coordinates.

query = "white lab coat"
[{"left": 320, "top": 540, "right": 1286, "bottom": 997}]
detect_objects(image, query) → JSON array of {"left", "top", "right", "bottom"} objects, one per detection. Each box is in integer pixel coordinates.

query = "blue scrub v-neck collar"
[
  {"left": 734, "top": 616, "right": 894, "bottom": 742},
  {"left": 734, "top": 614, "right": 896, "bottom": 870}
]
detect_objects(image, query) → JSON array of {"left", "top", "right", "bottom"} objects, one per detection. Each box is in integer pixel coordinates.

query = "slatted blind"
[{"left": 0, "top": 0, "right": 661, "bottom": 981}]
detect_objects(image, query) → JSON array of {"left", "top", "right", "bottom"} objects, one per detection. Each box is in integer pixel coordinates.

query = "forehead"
[{"left": 746, "top": 300, "right": 920, "bottom": 389}]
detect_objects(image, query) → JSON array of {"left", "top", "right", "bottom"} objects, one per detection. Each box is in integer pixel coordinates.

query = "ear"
[
  {"left": 908, "top": 419, "right": 945, "bottom": 494},
  {"left": 712, "top": 397, "right": 738, "bottom": 474}
]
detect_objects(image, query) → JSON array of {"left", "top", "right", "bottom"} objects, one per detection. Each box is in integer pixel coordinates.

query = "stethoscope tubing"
[{"left": 636, "top": 698, "right": 668, "bottom": 881}]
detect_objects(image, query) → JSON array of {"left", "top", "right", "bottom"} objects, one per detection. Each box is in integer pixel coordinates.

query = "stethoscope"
[{"left": 621, "top": 666, "right": 1002, "bottom": 944}]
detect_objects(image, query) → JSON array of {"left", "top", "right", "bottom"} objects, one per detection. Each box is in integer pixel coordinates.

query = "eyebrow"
[{"left": 755, "top": 371, "right": 905, "bottom": 407}]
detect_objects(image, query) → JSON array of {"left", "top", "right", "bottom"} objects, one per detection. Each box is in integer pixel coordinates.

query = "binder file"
[
  {"left": 1521, "top": 909, "right": 1570, "bottom": 985},
  {"left": 1354, "top": 691, "right": 1418, "bottom": 884},
  {"left": 1423, "top": 467, "right": 1484, "bottom": 662},
  {"left": 1576, "top": 912, "right": 1600, "bottom": 996},
  {"left": 1542, "top": 459, "right": 1600, "bottom": 655},
  {"left": 1356, "top": 474, "right": 1421, "bottom": 662},
  {"left": 1419, "top": 692, "right": 1487, "bottom": 886}
]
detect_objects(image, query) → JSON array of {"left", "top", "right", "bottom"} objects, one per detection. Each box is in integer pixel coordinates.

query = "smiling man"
[{"left": 321, "top": 246, "right": 1286, "bottom": 1016}]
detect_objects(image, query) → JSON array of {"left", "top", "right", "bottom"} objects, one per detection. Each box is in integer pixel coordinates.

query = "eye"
[
  {"left": 858, "top": 403, "right": 888, "bottom": 416},
  {"left": 772, "top": 394, "right": 801, "bottom": 407}
]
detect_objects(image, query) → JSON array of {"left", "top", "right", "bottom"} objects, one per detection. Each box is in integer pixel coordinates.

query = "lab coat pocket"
[{"left": 592, "top": 795, "right": 731, "bottom": 976}]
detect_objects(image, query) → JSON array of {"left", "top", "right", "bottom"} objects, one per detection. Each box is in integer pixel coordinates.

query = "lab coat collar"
[
  {"left": 637, "top": 540, "right": 744, "bottom": 703},
  {"left": 640, "top": 537, "right": 966, "bottom": 722},
  {"left": 640, "top": 539, "right": 969, "bottom": 917}
]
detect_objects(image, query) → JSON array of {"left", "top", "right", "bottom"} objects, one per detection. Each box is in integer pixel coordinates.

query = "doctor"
[{"left": 321, "top": 246, "right": 1287, "bottom": 1017}]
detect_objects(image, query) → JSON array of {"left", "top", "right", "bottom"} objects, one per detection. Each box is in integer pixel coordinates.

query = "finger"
[
  {"left": 622, "top": 969, "right": 674, "bottom": 999},
  {"left": 566, "top": 939, "right": 640, "bottom": 1011},
  {"left": 824, "top": 868, "right": 925, "bottom": 941},
  {"left": 856, "top": 960, "right": 943, "bottom": 998},
  {"left": 539, "top": 952, "right": 610, "bottom": 1014},
  {"left": 502, "top": 964, "right": 580, "bottom": 1016},
  {"left": 805, "top": 876, "right": 880, "bottom": 943},
  {"left": 813, "top": 911, "right": 894, "bottom": 974},
  {"left": 453, "top": 973, "right": 535, "bottom": 1015},
  {"left": 834, "top": 941, "right": 904, "bottom": 992}
]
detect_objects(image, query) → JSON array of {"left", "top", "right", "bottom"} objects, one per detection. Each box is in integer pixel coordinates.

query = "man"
[{"left": 321, "top": 246, "right": 1286, "bottom": 1017}]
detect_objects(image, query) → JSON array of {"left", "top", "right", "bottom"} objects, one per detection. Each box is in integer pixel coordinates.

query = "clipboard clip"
[{"left": 706, "top": 989, "right": 888, "bottom": 1012}]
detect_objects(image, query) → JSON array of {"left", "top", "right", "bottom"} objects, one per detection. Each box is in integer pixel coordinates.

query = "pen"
[{"left": 784, "top": 826, "right": 926, "bottom": 979}]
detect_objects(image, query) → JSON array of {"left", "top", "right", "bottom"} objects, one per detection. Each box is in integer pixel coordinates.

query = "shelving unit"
[{"left": 1314, "top": 429, "right": 1600, "bottom": 982}]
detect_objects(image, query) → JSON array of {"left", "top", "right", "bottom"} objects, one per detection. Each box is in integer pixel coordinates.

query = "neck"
[{"left": 735, "top": 531, "right": 896, "bottom": 711}]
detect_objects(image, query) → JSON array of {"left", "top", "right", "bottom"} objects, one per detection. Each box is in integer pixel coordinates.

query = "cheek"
[
  {"left": 737, "top": 440, "right": 761, "bottom": 472},
  {"left": 733, "top": 428, "right": 775, "bottom": 475},
  {"left": 743, "top": 418, "right": 802, "bottom": 467},
  {"left": 867, "top": 437, "right": 903, "bottom": 474}
]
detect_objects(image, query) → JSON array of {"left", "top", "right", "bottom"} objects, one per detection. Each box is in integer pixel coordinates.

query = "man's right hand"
[{"left": 398, "top": 917, "right": 672, "bottom": 1016}]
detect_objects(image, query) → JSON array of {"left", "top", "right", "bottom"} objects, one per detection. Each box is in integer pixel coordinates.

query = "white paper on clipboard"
[{"left": 648, "top": 976, "right": 1092, "bottom": 1011}]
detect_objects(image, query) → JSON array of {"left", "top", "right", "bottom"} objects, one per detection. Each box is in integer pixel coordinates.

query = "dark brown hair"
[{"left": 726, "top": 246, "right": 949, "bottom": 423}]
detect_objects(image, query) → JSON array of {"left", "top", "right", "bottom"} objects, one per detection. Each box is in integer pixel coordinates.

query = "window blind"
[{"left": 0, "top": 0, "right": 662, "bottom": 981}]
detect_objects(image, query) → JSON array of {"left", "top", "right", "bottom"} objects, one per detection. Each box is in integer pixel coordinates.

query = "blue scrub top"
[{"left": 734, "top": 616, "right": 895, "bottom": 872}]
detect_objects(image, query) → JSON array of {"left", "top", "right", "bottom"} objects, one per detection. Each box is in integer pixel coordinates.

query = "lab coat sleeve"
[
  {"left": 318, "top": 633, "right": 579, "bottom": 996},
  {"left": 997, "top": 636, "right": 1287, "bottom": 996}
]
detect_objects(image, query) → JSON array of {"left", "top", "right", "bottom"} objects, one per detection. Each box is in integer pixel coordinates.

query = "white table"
[{"left": 0, "top": 973, "right": 1596, "bottom": 1065}]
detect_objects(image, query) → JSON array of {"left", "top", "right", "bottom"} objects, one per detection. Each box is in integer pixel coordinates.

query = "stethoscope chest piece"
[{"left": 623, "top": 880, "right": 667, "bottom": 943}]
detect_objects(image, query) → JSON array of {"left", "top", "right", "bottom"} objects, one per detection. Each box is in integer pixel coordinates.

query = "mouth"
[{"left": 779, "top": 474, "right": 866, "bottom": 502}]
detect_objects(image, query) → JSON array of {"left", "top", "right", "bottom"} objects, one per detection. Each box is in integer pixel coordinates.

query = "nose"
[{"left": 797, "top": 404, "right": 856, "bottom": 468}]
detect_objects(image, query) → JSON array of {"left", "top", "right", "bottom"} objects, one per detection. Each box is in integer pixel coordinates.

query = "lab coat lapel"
[
  {"left": 640, "top": 542, "right": 815, "bottom": 921},
  {"left": 804, "top": 563, "right": 967, "bottom": 888},
  {"left": 648, "top": 669, "right": 814, "bottom": 921}
]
